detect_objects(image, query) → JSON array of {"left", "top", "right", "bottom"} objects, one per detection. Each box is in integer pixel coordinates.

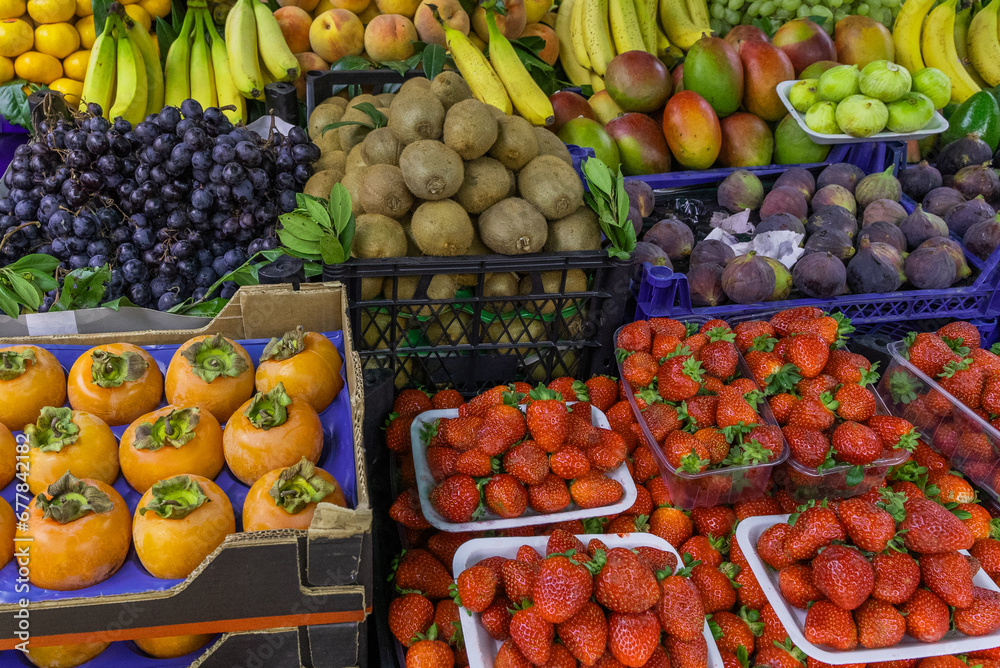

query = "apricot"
[
  {"left": 520, "top": 22, "right": 558, "bottom": 65},
  {"left": 374, "top": 0, "right": 419, "bottom": 17},
  {"left": 413, "top": 0, "right": 468, "bottom": 46},
  {"left": 277, "top": 0, "right": 319, "bottom": 13},
  {"left": 364, "top": 14, "right": 417, "bottom": 62},
  {"left": 472, "top": 0, "right": 525, "bottom": 41},
  {"left": 274, "top": 6, "right": 312, "bottom": 54},
  {"left": 309, "top": 9, "right": 364, "bottom": 63},
  {"left": 522, "top": 0, "right": 551, "bottom": 24},
  {"left": 294, "top": 52, "right": 329, "bottom": 100},
  {"left": 316, "top": 0, "right": 369, "bottom": 13}
]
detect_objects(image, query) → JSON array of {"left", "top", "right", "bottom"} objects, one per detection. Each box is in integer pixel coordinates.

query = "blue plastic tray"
[{"left": 0, "top": 331, "right": 355, "bottom": 605}]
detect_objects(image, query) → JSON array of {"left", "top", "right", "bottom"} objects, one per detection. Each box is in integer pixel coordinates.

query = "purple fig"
[
  {"left": 628, "top": 205, "right": 643, "bottom": 236},
  {"left": 899, "top": 205, "right": 949, "bottom": 250},
  {"left": 761, "top": 256, "right": 794, "bottom": 300},
  {"left": 899, "top": 161, "right": 942, "bottom": 201},
  {"left": 643, "top": 217, "right": 694, "bottom": 261},
  {"left": 624, "top": 180, "right": 655, "bottom": 218},
  {"left": 855, "top": 166, "right": 901, "bottom": 209},
  {"left": 760, "top": 186, "right": 809, "bottom": 222},
  {"left": 817, "top": 162, "right": 866, "bottom": 194},
  {"left": 792, "top": 252, "right": 849, "bottom": 298},
  {"left": 937, "top": 134, "right": 993, "bottom": 176},
  {"left": 863, "top": 199, "right": 907, "bottom": 227},
  {"left": 944, "top": 196, "right": 994, "bottom": 236},
  {"left": 922, "top": 187, "right": 966, "bottom": 217},
  {"left": 718, "top": 170, "right": 765, "bottom": 213},
  {"left": 857, "top": 220, "right": 907, "bottom": 252},
  {"left": 846, "top": 238, "right": 906, "bottom": 294},
  {"left": 721, "top": 251, "right": 777, "bottom": 304},
  {"left": 812, "top": 184, "right": 857, "bottom": 216},
  {"left": 774, "top": 167, "right": 816, "bottom": 202},
  {"left": 805, "top": 205, "right": 858, "bottom": 238},
  {"left": 804, "top": 227, "right": 855, "bottom": 261},
  {"left": 632, "top": 241, "right": 671, "bottom": 282},
  {"left": 689, "top": 239, "right": 735, "bottom": 268},
  {"left": 688, "top": 263, "right": 727, "bottom": 306},
  {"left": 755, "top": 213, "right": 806, "bottom": 237},
  {"left": 953, "top": 164, "right": 1000, "bottom": 202},
  {"left": 963, "top": 217, "right": 1000, "bottom": 260},
  {"left": 918, "top": 236, "right": 971, "bottom": 280},
  {"left": 904, "top": 245, "right": 958, "bottom": 289}
]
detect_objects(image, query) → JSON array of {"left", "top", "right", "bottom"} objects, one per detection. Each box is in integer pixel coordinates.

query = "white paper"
[
  {"left": 246, "top": 115, "right": 295, "bottom": 139},
  {"left": 710, "top": 209, "right": 754, "bottom": 234},
  {"left": 704, "top": 229, "right": 806, "bottom": 269}
]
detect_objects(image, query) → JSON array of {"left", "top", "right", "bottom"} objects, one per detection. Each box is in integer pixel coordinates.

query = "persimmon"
[
  {"left": 25, "top": 642, "right": 110, "bottom": 667},
  {"left": 25, "top": 407, "right": 119, "bottom": 495},
  {"left": 0, "top": 345, "right": 66, "bottom": 431},
  {"left": 223, "top": 383, "right": 324, "bottom": 486},
  {"left": 18, "top": 472, "right": 131, "bottom": 590},
  {"left": 119, "top": 406, "right": 225, "bottom": 494},
  {"left": 243, "top": 458, "right": 348, "bottom": 531},
  {"left": 67, "top": 344, "right": 163, "bottom": 427},
  {"left": 0, "top": 497, "right": 14, "bottom": 569},
  {"left": 0, "top": 421, "right": 15, "bottom": 489},
  {"left": 165, "top": 334, "right": 256, "bottom": 423},
  {"left": 134, "top": 634, "right": 215, "bottom": 658},
  {"left": 133, "top": 474, "right": 236, "bottom": 579},
  {"left": 255, "top": 327, "right": 344, "bottom": 414}
]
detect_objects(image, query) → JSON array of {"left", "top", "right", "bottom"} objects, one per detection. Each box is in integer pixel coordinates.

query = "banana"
[
  {"left": 955, "top": 3, "right": 990, "bottom": 87},
  {"left": 570, "top": 0, "right": 592, "bottom": 69},
  {"left": 582, "top": 0, "right": 615, "bottom": 75},
  {"left": 660, "top": 0, "right": 706, "bottom": 51},
  {"left": 164, "top": 9, "right": 194, "bottom": 107},
  {"left": 555, "top": 0, "right": 592, "bottom": 87},
  {"left": 442, "top": 21, "right": 512, "bottom": 114},
  {"left": 486, "top": 9, "right": 553, "bottom": 125},
  {"left": 252, "top": 0, "right": 300, "bottom": 82},
  {"left": 225, "top": 0, "right": 265, "bottom": 99},
  {"left": 922, "top": 0, "right": 981, "bottom": 103},
  {"left": 590, "top": 71, "right": 605, "bottom": 92},
  {"left": 122, "top": 10, "right": 163, "bottom": 118},
  {"left": 634, "top": 0, "right": 657, "bottom": 53},
  {"left": 684, "top": 0, "right": 711, "bottom": 31},
  {"left": 78, "top": 15, "right": 117, "bottom": 115},
  {"left": 609, "top": 0, "right": 646, "bottom": 55},
  {"left": 206, "top": 6, "right": 245, "bottom": 123},
  {"left": 109, "top": 19, "right": 148, "bottom": 126},
  {"left": 969, "top": 0, "right": 1000, "bottom": 86},
  {"left": 656, "top": 28, "right": 682, "bottom": 67},
  {"left": 893, "top": 0, "right": 934, "bottom": 73},
  {"left": 190, "top": 10, "right": 218, "bottom": 108}
]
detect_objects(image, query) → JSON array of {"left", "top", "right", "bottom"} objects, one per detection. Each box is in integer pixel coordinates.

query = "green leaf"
[
  {"left": 329, "top": 183, "right": 353, "bottom": 234},
  {"left": 320, "top": 235, "right": 346, "bottom": 264},
  {"left": 332, "top": 55, "right": 374, "bottom": 71},
  {"left": 9, "top": 254, "right": 59, "bottom": 274},
  {"left": 171, "top": 0, "right": 184, "bottom": 31},
  {"left": 92, "top": 0, "right": 112, "bottom": 36},
  {"left": 282, "top": 246, "right": 323, "bottom": 261},
  {"left": 379, "top": 59, "right": 414, "bottom": 76},
  {"left": 278, "top": 227, "right": 319, "bottom": 253},
  {"left": 51, "top": 265, "right": 111, "bottom": 312},
  {"left": 0, "top": 286, "right": 18, "bottom": 319},
  {"left": 101, "top": 296, "right": 137, "bottom": 311},
  {"left": 0, "top": 81, "right": 32, "bottom": 130},
  {"left": 3, "top": 271, "right": 41, "bottom": 310},
  {"left": 280, "top": 212, "right": 325, "bottom": 242},
  {"left": 422, "top": 44, "right": 448, "bottom": 80},
  {"left": 512, "top": 36, "right": 546, "bottom": 55},
  {"left": 340, "top": 215, "right": 356, "bottom": 261},
  {"left": 845, "top": 465, "right": 865, "bottom": 487},
  {"left": 303, "top": 198, "right": 333, "bottom": 230},
  {"left": 171, "top": 297, "right": 230, "bottom": 317},
  {"left": 156, "top": 18, "right": 177, "bottom": 69},
  {"left": 353, "top": 102, "right": 388, "bottom": 128},
  {"left": 266, "top": 0, "right": 280, "bottom": 11}
]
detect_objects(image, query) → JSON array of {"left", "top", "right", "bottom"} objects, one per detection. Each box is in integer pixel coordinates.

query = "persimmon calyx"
[
  {"left": 26, "top": 407, "right": 80, "bottom": 453},
  {"left": 245, "top": 383, "right": 292, "bottom": 430},
  {"left": 91, "top": 349, "right": 147, "bottom": 388},
  {"left": 0, "top": 348, "right": 35, "bottom": 381},
  {"left": 36, "top": 471, "right": 112, "bottom": 524},
  {"left": 260, "top": 326, "right": 306, "bottom": 363},
  {"left": 270, "top": 457, "right": 336, "bottom": 514},
  {"left": 139, "top": 475, "right": 210, "bottom": 519},
  {"left": 182, "top": 334, "right": 248, "bottom": 384},
  {"left": 134, "top": 407, "right": 201, "bottom": 451}
]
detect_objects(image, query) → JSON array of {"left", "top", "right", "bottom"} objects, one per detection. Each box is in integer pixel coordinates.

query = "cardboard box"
[{"left": 0, "top": 283, "right": 372, "bottom": 649}]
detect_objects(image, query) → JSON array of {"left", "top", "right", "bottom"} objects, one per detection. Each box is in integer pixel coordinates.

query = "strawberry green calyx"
[
  {"left": 708, "top": 617, "right": 723, "bottom": 641},
  {"left": 26, "top": 407, "right": 80, "bottom": 453},
  {"left": 902, "top": 331, "right": 917, "bottom": 355},
  {"left": 615, "top": 348, "right": 633, "bottom": 363},
  {"left": 748, "top": 335, "right": 776, "bottom": 353},
  {"left": 665, "top": 344, "right": 694, "bottom": 360},
  {"left": 941, "top": 335, "right": 971, "bottom": 357},
  {"left": 412, "top": 623, "right": 440, "bottom": 643},
  {"left": 990, "top": 517, "right": 1000, "bottom": 540},
  {"left": 991, "top": 343, "right": 1000, "bottom": 357},
  {"left": 765, "top": 364, "right": 801, "bottom": 395},
  {"left": 819, "top": 391, "right": 840, "bottom": 413},
  {"left": 502, "top": 388, "right": 524, "bottom": 406},
  {"left": 706, "top": 327, "right": 736, "bottom": 343},
  {"left": 528, "top": 384, "right": 562, "bottom": 402},
  {"left": 635, "top": 385, "right": 662, "bottom": 406},
  {"left": 722, "top": 421, "right": 755, "bottom": 445},
  {"left": 245, "top": 383, "right": 293, "bottom": 430},
  {"left": 420, "top": 419, "right": 440, "bottom": 443},
  {"left": 684, "top": 322, "right": 700, "bottom": 337},
  {"left": 894, "top": 428, "right": 919, "bottom": 452},
  {"left": 581, "top": 516, "right": 606, "bottom": 533},
  {"left": 259, "top": 326, "right": 306, "bottom": 363},
  {"left": 90, "top": 349, "right": 147, "bottom": 388},
  {"left": 939, "top": 357, "right": 973, "bottom": 379},
  {"left": 718, "top": 561, "right": 740, "bottom": 583},
  {"left": 679, "top": 451, "right": 710, "bottom": 474},
  {"left": 682, "top": 357, "right": 704, "bottom": 383},
  {"left": 887, "top": 371, "right": 919, "bottom": 404},
  {"left": 858, "top": 362, "right": 880, "bottom": 387},
  {"left": 877, "top": 489, "right": 908, "bottom": 522},
  {"left": 734, "top": 645, "right": 751, "bottom": 668},
  {"left": 133, "top": 407, "right": 201, "bottom": 451},
  {"left": 773, "top": 638, "right": 807, "bottom": 667},
  {"left": 36, "top": 471, "right": 113, "bottom": 524},
  {"left": 570, "top": 380, "right": 589, "bottom": 401},
  {"left": 735, "top": 438, "right": 771, "bottom": 466},
  {"left": 183, "top": 334, "right": 248, "bottom": 383},
  {"left": 845, "top": 464, "right": 865, "bottom": 487},
  {"left": 831, "top": 312, "right": 854, "bottom": 348},
  {"left": 139, "top": 475, "right": 210, "bottom": 519},
  {"left": 0, "top": 348, "right": 34, "bottom": 381},
  {"left": 739, "top": 606, "right": 764, "bottom": 637},
  {"left": 743, "top": 390, "right": 764, "bottom": 410},
  {"left": 269, "top": 457, "right": 336, "bottom": 514}
]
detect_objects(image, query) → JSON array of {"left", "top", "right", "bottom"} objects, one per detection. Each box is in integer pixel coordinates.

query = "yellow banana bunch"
[
  {"left": 78, "top": 14, "right": 117, "bottom": 114},
  {"left": 955, "top": 3, "right": 989, "bottom": 87},
  {"left": 205, "top": 4, "right": 245, "bottom": 123},
  {"left": 108, "top": 15, "right": 148, "bottom": 126},
  {"left": 660, "top": 0, "right": 708, "bottom": 51},
  {"left": 634, "top": 0, "right": 657, "bottom": 54},
  {"left": 570, "top": 0, "right": 592, "bottom": 69},
  {"left": 486, "top": 9, "right": 553, "bottom": 125},
  {"left": 225, "top": 0, "right": 265, "bottom": 99},
  {"left": 441, "top": 15, "right": 512, "bottom": 114},
  {"left": 252, "top": 0, "right": 300, "bottom": 82},
  {"left": 969, "top": 0, "right": 1000, "bottom": 86},
  {"left": 609, "top": 0, "right": 645, "bottom": 55},
  {"left": 921, "top": 0, "right": 980, "bottom": 103},
  {"left": 122, "top": 11, "right": 163, "bottom": 117},
  {"left": 190, "top": 10, "right": 218, "bottom": 109},
  {"left": 555, "top": 0, "right": 592, "bottom": 86},
  {"left": 164, "top": 10, "right": 195, "bottom": 107},
  {"left": 892, "top": 0, "right": 935, "bottom": 73},
  {"left": 583, "top": 0, "right": 615, "bottom": 75}
]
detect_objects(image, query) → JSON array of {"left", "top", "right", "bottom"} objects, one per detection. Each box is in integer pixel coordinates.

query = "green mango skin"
[
  {"left": 943, "top": 91, "right": 1000, "bottom": 151},
  {"left": 774, "top": 114, "right": 832, "bottom": 164},
  {"left": 682, "top": 36, "right": 745, "bottom": 118},
  {"left": 558, "top": 117, "right": 622, "bottom": 171},
  {"left": 605, "top": 113, "right": 672, "bottom": 176}
]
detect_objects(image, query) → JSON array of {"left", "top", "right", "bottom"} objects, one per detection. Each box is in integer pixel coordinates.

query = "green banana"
[
  {"left": 78, "top": 15, "right": 117, "bottom": 115},
  {"left": 190, "top": 9, "right": 218, "bottom": 109},
  {"left": 205, "top": 7, "right": 245, "bottom": 123},
  {"left": 164, "top": 9, "right": 195, "bottom": 107},
  {"left": 252, "top": 0, "right": 299, "bottom": 82},
  {"left": 109, "top": 16, "right": 148, "bottom": 126}
]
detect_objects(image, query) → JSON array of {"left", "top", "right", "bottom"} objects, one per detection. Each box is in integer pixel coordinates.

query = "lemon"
[
  {"left": 123, "top": 3, "right": 149, "bottom": 30},
  {"left": 73, "top": 0, "right": 90, "bottom": 15},
  {"left": 26, "top": 0, "right": 74, "bottom": 23},
  {"left": 61, "top": 48, "right": 87, "bottom": 78},
  {"left": 0, "top": 0, "right": 25, "bottom": 19},
  {"left": 14, "top": 51, "right": 61, "bottom": 83},
  {"left": 49, "top": 76, "right": 81, "bottom": 104},
  {"left": 0, "top": 56, "right": 13, "bottom": 83},
  {"left": 0, "top": 19, "right": 32, "bottom": 57},
  {"left": 138, "top": 0, "right": 168, "bottom": 18},
  {"left": 75, "top": 14, "right": 93, "bottom": 47},
  {"left": 34, "top": 22, "right": 79, "bottom": 58}
]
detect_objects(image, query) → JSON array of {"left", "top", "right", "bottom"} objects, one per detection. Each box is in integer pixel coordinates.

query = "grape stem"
[{"left": 0, "top": 222, "right": 40, "bottom": 254}]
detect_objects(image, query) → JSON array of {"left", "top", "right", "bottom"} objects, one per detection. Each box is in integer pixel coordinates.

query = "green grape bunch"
[{"left": 707, "top": 0, "right": 901, "bottom": 37}]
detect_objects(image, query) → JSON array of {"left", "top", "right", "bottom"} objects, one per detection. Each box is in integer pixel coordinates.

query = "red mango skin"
[
  {"left": 718, "top": 112, "right": 774, "bottom": 167},
  {"left": 605, "top": 112, "right": 672, "bottom": 175},
  {"left": 662, "top": 90, "right": 721, "bottom": 170},
  {"left": 772, "top": 18, "right": 837, "bottom": 75},
  {"left": 671, "top": 64, "right": 684, "bottom": 93},
  {"left": 549, "top": 91, "right": 596, "bottom": 134},
  {"left": 740, "top": 40, "right": 796, "bottom": 122},
  {"left": 604, "top": 50, "right": 671, "bottom": 113},
  {"left": 724, "top": 24, "right": 770, "bottom": 53}
]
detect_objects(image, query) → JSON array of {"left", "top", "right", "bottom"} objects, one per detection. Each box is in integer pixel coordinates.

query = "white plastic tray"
[
  {"left": 410, "top": 405, "right": 638, "bottom": 532},
  {"left": 452, "top": 534, "right": 724, "bottom": 668},
  {"left": 775, "top": 80, "right": 949, "bottom": 145},
  {"left": 735, "top": 514, "right": 1000, "bottom": 663}
]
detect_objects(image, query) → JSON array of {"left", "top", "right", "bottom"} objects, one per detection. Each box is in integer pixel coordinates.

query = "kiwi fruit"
[
  {"left": 303, "top": 169, "right": 342, "bottom": 198},
  {"left": 347, "top": 94, "right": 380, "bottom": 110},
  {"left": 520, "top": 269, "right": 588, "bottom": 313},
  {"left": 489, "top": 115, "right": 538, "bottom": 170},
  {"left": 443, "top": 99, "right": 498, "bottom": 160},
  {"left": 352, "top": 213, "right": 408, "bottom": 258},
  {"left": 312, "top": 127, "right": 343, "bottom": 159},
  {"left": 390, "top": 274, "right": 458, "bottom": 316},
  {"left": 518, "top": 155, "right": 585, "bottom": 220},
  {"left": 479, "top": 198, "right": 548, "bottom": 254},
  {"left": 398, "top": 140, "right": 464, "bottom": 200},
  {"left": 487, "top": 316, "right": 546, "bottom": 355},
  {"left": 359, "top": 311, "right": 409, "bottom": 350},
  {"left": 411, "top": 199, "right": 474, "bottom": 256},
  {"left": 483, "top": 271, "right": 520, "bottom": 313},
  {"left": 314, "top": 149, "right": 347, "bottom": 174},
  {"left": 319, "top": 96, "right": 348, "bottom": 113},
  {"left": 533, "top": 127, "right": 573, "bottom": 166},
  {"left": 506, "top": 168, "right": 517, "bottom": 198},
  {"left": 375, "top": 92, "right": 396, "bottom": 107},
  {"left": 388, "top": 94, "right": 445, "bottom": 144},
  {"left": 359, "top": 164, "right": 414, "bottom": 218},
  {"left": 454, "top": 157, "right": 509, "bottom": 214},
  {"left": 453, "top": 232, "right": 489, "bottom": 285},
  {"left": 545, "top": 207, "right": 602, "bottom": 252},
  {"left": 362, "top": 127, "right": 403, "bottom": 166},
  {"left": 398, "top": 77, "right": 433, "bottom": 97},
  {"left": 308, "top": 105, "right": 344, "bottom": 142},
  {"left": 425, "top": 310, "right": 472, "bottom": 346},
  {"left": 339, "top": 105, "right": 376, "bottom": 151},
  {"left": 341, "top": 168, "right": 367, "bottom": 216},
  {"left": 486, "top": 104, "right": 507, "bottom": 120},
  {"left": 345, "top": 143, "right": 368, "bottom": 173},
  {"left": 400, "top": 215, "right": 422, "bottom": 256},
  {"left": 431, "top": 71, "right": 473, "bottom": 110},
  {"left": 361, "top": 277, "right": 384, "bottom": 300}
]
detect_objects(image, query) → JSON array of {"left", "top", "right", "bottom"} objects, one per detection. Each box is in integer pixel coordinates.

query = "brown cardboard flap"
[{"left": 312, "top": 502, "right": 373, "bottom": 537}]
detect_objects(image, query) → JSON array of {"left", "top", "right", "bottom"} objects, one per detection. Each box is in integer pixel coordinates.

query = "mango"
[
  {"left": 834, "top": 15, "right": 894, "bottom": 69},
  {"left": 588, "top": 89, "right": 623, "bottom": 125},
  {"left": 604, "top": 50, "right": 671, "bottom": 113},
  {"left": 605, "top": 112, "right": 671, "bottom": 175},
  {"left": 549, "top": 90, "right": 596, "bottom": 134},
  {"left": 718, "top": 112, "right": 774, "bottom": 167},
  {"left": 774, "top": 114, "right": 831, "bottom": 164},
  {"left": 740, "top": 41, "right": 795, "bottom": 122},
  {"left": 558, "top": 117, "right": 621, "bottom": 170},
  {"left": 662, "top": 90, "right": 721, "bottom": 170},
  {"left": 682, "top": 36, "right": 744, "bottom": 117},
  {"left": 772, "top": 19, "right": 836, "bottom": 76},
  {"left": 724, "top": 24, "right": 770, "bottom": 53}
]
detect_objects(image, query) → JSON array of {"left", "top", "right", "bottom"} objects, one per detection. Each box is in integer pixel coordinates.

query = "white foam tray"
[
  {"left": 452, "top": 534, "right": 723, "bottom": 668},
  {"left": 735, "top": 514, "right": 1000, "bottom": 663},
  {"left": 410, "top": 405, "right": 637, "bottom": 532},
  {"left": 775, "top": 80, "right": 949, "bottom": 145}
]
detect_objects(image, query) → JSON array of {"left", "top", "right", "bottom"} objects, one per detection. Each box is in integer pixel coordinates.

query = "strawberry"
[
  {"left": 431, "top": 389, "right": 464, "bottom": 410},
  {"left": 569, "top": 472, "right": 624, "bottom": 509},
  {"left": 736, "top": 566, "right": 769, "bottom": 610},
  {"left": 585, "top": 376, "right": 619, "bottom": 412},
  {"left": 454, "top": 449, "right": 494, "bottom": 477},
  {"left": 390, "top": 489, "right": 432, "bottom": 529},
  {"left": 971, "top": 347, "right": 1000, "bottom": 375},
  {"left": 665, "top": 430, "right": 711, "bottom": 474},
  {"left": 836, "top": 497, "right": 899, "bottom": 553},
  {"left": 757, "top": 523, "right": 794, "bottom": 570},
  {"left": 680, "top": 535, "right": 724, "bottom": 568},
  {"left": 734, "top": 320, "right": 775, "bottom": 353},
  {"left": 918, "top": 659, "right": 968, "bottom": 668},
  {"left": 782, "top": 426, "right": 831, "bottom": 469},
  {"left": 778, "top": 563, "right": 825, "bottom": 609},
  {"left": 565, "top": 414, "right": 600, "bottom": 452},
  {"left": 972, "top": 537, "right": 1000, "bottom": 573},
  {"left": 509, "top": 604, "right": 554, "bottom": 665},
  {"left": 834, "top": 383, "right": 877, "bottom": 422},
  {"left": 962, "top": 502, "right": 993, "bottom": 540},
  {"left": 716, "top": 386, "right": 762, "bottom": 430},
  {"left": 461, "top": 385, "right": 508, "bottom": 418},
  {"left": 427, "top": 532, "right": 476, "bottom": 569},
  {"left": 770, "top": 306, "right": 825, "bottom": 335},
  {"left": 939, "top": 358, "right": 984, "bottom": 408},
  {"left": 652, "top": 334, "right": 684, "bottom": 359},
  {"left": 747, "top": 424, "right": 784, "bottom": 462},
  {"left": 531, "top": 555, "right": 594, "bottom": 624},
  {"left": 622, "top": 352, "right": 659, "bottom": 389},
  {"left": 439, "top": 417, "right": 481, "bottom": 452},
  {"left": 495, "top": 639, "right": 530, "bottom": 668},
  {"left": 684, "top": 332, "right": 709, "bottom": 354},
  {"left": 549, "top": 445, "right": 591, "bottom": 479},
  {"left": 928, "top": 470, "right": 976, "bottom": 503},
  {"left": 752, "top": 639, "right": 807, "bottom": 668},
  {"left": 954, "top": 586, "right": 1000, "bottom": 636},
  {"left": 690, "top": 563, "right": 737, "bottom": 613},
  {"left": 546, "top": 528, "right": 587, "bottom": 558},
  {"left": 631, "top": 446, "right": 659, "bottom": 484},
  {"left": 898, "top": 588, "right": 950, "bottom": 642},
  {"left": 557, "top": 601, "right": 608, "bottom": 666},
  {"left": 796, "top": 374, "right": 839, "bottom": 400},
  {"left": 484, "top": 474, "right": 528, "bottom": 519},
  {"left": 783, "top": 504, "right": 846, "bottom": 561},
  {"left": 983, "top": 374, "right": 1000, "bottom": 414},
  {"left": 594, "top": 547, "right": 661, "bottom": 613},
  {"left": 768, "top": 393, "right": 799, "bottom": 424},
  {"left": 607, "top": 610, "right": 661, "bottom": 667},
  {"left": 433, "top": 599, "right": 461, "bottom": 645},
  {"left": 502, "top": 442, "right": 549, "bottom": 486},
  {"left": 429, "top": 474, "right": 481, "bottom": 524},
  {"left": 642, "top": 647, "right": 671, "bottom": 668},
  {"left": 786, "top": 333, "right": 830, "bottom": 379},
  {"left": 786, "top": 394, "right": 837, "bottom": 431},
  {"left": 393, "top": 549, "right": 454, "bottom": 599},
  {"left": 428, "top": 446, "right": 460, "bottom": 482},
  {"left": 920, "top": 550, "right": 974, "bottom": 607},
  {"left": 617, "top": 321, "right": 652, "bottom": 353},
  {"left": 690, "top": 505, "right": 737, "bottom": 538},
  {"left": 386, "top": 413, "right": 416, "bottom": 453},
  {"left": 907, "top": 332, "right": 961, "bottom": 377},
  {"left": 395, "top": 388, "right": 433, "bottom": 416},
  {"left": 776, "top": 489, "right": 799, "bottom": 513},
  {"left": 454, "top": 564, "right": 497, "bottom": 613},
  {"left": 804, "top": 600, "right": 858, "bottom": 651},
  {"left": 474, "top": 403, "right": 527, "bottom": 456},
  {"left": 678, "top": 395, "right": 719, "bottom": 432},
  {"left": 832, "top": 420, "right": 883, "bottom": 465},
  {"left": 528, "top": 474, "right": 572, "bottom": 514},
  {"left": 810, "top": 544, "right": 873, "bottom": 610},
  {"left": 547, "top": 377, "right": 584, "bottom": 402},
  {"left": 646, "top": 476, "right": 673, "bottom": 508},
  {"left": 389, "top": 592, "right": 435, "bottom": 647},
  {"left": 745, "top": 351, "right": 798, "bottom": 395},
  {"left": 641, "top": 403, "right": 682, "bottom": 442},
  {"left": 502, "top": 559, "right": 539, "bottom": 606},
  {"left": 699, "top": 328, "right": 739, "bottom": 379},
  {"left": 695, "top": 428, "right": 730, "bottom": 464},
  {"left": 757, "top": 603, "right": 789, "bottom": 649},
  {"left": 650, "top": 317, "right": 688, "bottom": 338},
  {"left": 901, "top": 496, "right": 974, "bottom": 553},
  {"left": 657, "top": 353, "right": 704, "bottom": 402},
  {"left": 788, "top": 315, "right": 847, "bottom": 346},
  {"left": 400, "top": 454, "right": 417, "bottom": 490},
  {"left": 663, "top": 634, "right": 711, "bottom": 668},
  {"left": 649, "top": 506, "right": 694, "bottom": 547},
  {"left": 824, "top": 350, "right": 879, "bottom": 387},
  {"left": 809, "top": 659, "right": 866, "bottom": 668},
  {"left": 866, "top": 415, "right": 919, "bottom": 452},
  {"left": 854, "top": 598, "right": 906, "bottom": 649},
  {"left": 939, "top": 320, "right": 982, "bottom": 349},
  {"left": 406, "top": 624, "right": 453, "bottom": 668},
  {"left": 734, "top": 496, "right": 783, "bottom": 520},
  {"left": 587, "top": 429, "right": 627, "bottom": 471},
  {"left": 525, "top": 385, "right": 568, "bottom": 451},
  {"left": 515, "top": 545, "right": 541, "bottom": 564},
  {"left": 913, "top": 440, "right": 951, "bottom": 472},
  {"left": 712, "top": 610, "right": 758, "bottom": 654}
]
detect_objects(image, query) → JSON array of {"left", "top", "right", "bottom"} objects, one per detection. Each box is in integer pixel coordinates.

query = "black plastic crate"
[
  {"left": 323, "top": 252, "right": 631, "bottom": 395},
  {"left": 306, "top": 68, "right": 424, "bottom": 121}
]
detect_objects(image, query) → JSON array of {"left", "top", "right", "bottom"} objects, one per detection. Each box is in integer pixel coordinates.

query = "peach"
[
  {"left": 522, "top": 0, "right": 551, "bottom": 25},
  {"left": 374, "top": 0, "right": 420, "bottom": 18},
  {"left": 414, "top": 0, "right": 468, "bottom": 46},
  {"left": 314, "top": 0, "right": 370, "bottom": 14},
  {"left": 278, "top": 0, "right": 319, "bottom": 12},
  {"left": 472, "top": 0, "right": 525, "bottom": 41},
  {"left": 358, "top": 1, "right": 379, "bottom": 24},
  {"left": 520, "top": 22, "right": 557, "bottom": 65},
  {"left": 275, "top": 6, "right": 312, "bottom": 54},
  {"left": 309, "top": 9, "right": 364, "bottom": 63},
  {"left": 293, "top": 52, "right": 329, "bottom": 99},
  {"left": 364, "top": 14, "right": 417, "bottom": 62}
]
